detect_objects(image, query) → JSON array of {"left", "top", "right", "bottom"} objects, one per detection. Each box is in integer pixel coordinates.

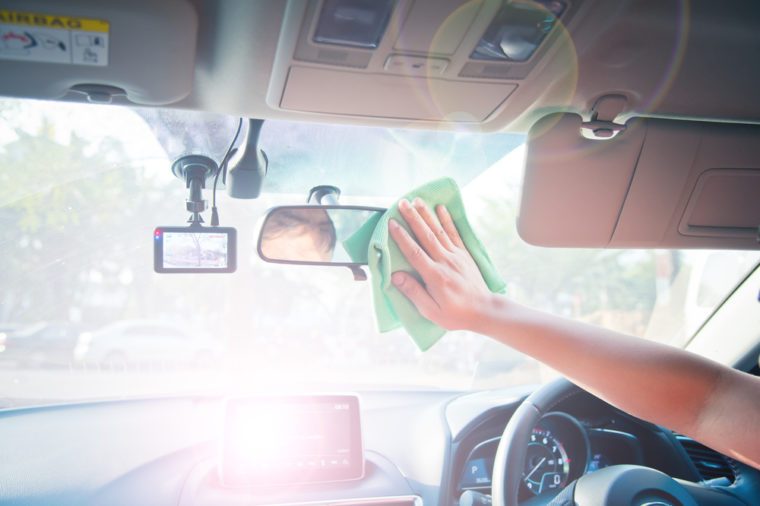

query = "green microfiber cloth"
[{"left": 343, "top": 177, "right": 505, "bottom": 351}]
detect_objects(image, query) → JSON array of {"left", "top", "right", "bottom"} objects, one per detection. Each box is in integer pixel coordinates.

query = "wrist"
[{"left": 467, "top": 291, "right": 510, "bottom": 335}]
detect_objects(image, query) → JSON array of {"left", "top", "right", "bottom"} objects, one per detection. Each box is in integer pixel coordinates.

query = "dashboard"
[{"left": 0, "top": 386, "right": 756, "bottom": 506}]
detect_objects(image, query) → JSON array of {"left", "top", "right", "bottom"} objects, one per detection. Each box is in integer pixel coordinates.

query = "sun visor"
[
  {"left": 0, "top": 0, "right": 197, "bottom": 105},
  {"left": 518, "top": 113, "right": 760, "bottom": 250}
]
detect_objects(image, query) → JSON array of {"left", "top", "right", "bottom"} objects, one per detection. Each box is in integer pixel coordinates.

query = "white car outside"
[{"left": 74, "top": 320, "right": 223, "bottom": 367}]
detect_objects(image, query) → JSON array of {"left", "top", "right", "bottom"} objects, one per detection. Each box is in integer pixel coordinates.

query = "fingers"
[
  {"left": 436, "top": 205, "right": 464, "bottom": 248},
  {"left": 398, "top": 199, "right": 448, "bottom": 259},
  {"left": 412, "top": 198, "right": 455, "bottom": 252},
  {"left": 391, "top": 271, "right": 440, "bottom": 321},
  {"left": 389, "top": 219, "right": 436, "bottom": 280}
]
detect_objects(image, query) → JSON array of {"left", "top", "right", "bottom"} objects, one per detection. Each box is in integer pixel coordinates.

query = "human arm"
[{"left": 389, "top": 197, "right": 760, "bottom": 469}]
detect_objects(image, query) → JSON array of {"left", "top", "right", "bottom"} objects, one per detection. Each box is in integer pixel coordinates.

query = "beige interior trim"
[
  {"left": 519, "top": 113, "right": 760, "bottom": 250},
  {"left": 3, "top": 1, "right": 760, "bottom": 132}
]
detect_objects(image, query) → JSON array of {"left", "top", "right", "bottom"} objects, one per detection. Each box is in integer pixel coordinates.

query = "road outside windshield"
[
  {"left": 163, "top": 232, "right": 228, "bottom": 268},
  {"left": 0, "top": 98, "right": 758, "bottom": 405}
]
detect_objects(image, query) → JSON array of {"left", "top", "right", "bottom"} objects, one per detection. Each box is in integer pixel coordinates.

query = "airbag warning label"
[{"left": 0, "top": 10, "right": 109, "bottom": 66}]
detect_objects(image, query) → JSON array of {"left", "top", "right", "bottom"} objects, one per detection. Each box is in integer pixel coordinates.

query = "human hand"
[{"left": 389, "top": 198, "right": 495, "bottom": 331}]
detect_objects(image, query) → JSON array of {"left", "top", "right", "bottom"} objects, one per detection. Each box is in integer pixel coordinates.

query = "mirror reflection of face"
[
  {"left": 261, "top": 209, "right": 336, "bottom": 263},
  {"left": 262, "top": 228, "right": 333, "bottom": 262}
]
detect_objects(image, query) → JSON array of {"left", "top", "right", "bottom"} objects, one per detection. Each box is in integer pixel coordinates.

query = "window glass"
[{"left": 0, "top": 97, "right": 756, "bottom": 403}]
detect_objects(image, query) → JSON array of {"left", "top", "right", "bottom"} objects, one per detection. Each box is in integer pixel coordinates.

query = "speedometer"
[
  {"left": 520, "top": 412, "right": 589, "bottom": 498},
  {"left": 523, "top": 428, "right": 571, "bottom": 495}
]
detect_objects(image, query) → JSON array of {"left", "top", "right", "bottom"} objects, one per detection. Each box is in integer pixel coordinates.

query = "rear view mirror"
[
  {"left": 154, "top": 226, "right": 237, "bottom": 273},
  {"left": 257, "top": 206, "right": 385, "bottom": 266}
]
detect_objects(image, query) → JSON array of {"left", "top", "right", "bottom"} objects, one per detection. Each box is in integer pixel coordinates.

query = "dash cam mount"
[{"left": 171, "top": 155, "right": 219, "bottom": 225}]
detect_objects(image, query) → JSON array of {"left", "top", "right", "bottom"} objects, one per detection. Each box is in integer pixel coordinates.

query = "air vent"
[{"left": 674, "top": 434, "right": 735, "bottom": 483}]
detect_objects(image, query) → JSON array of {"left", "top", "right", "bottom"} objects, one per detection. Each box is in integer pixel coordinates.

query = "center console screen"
[{"left": 220, "top": 395, "right": 363, "bottom": 487}]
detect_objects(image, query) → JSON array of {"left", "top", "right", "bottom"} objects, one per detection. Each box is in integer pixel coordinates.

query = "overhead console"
[
  {"left": 518, "top": 113, "right": 760, "bottom": 250},
  {"left": 271, "top": 0, "right": 578, "bottom": 124}
]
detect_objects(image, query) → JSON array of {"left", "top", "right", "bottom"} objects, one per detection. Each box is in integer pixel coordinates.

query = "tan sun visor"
[
  {"left": 0, "top": 0, "right": 197, "bottom": 105},
  {"left": 518, "top": 113, "right": 760, "bottom": 250}
]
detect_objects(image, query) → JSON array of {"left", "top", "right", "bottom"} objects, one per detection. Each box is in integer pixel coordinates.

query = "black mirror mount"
[
  {"left": 307, "top": 185, "right": 341, "bottom": 205},
  {"left": 348, "top": 265, "right": 368, "bottom": 282}
]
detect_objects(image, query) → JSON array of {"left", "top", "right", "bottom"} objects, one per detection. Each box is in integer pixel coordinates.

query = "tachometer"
[{"left": 523, "top": 428, "right": 571, "bottom": 495}]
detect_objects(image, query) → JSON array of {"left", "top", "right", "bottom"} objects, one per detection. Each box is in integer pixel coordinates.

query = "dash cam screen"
[
  {"left": 163, "top": 231, "right": 229, "bottom": 269},
  {"left": 154, "top": 226, "right": 236, "bottom": 273}
]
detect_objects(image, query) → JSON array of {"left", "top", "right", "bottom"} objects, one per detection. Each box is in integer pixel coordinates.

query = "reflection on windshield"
[{"left": 0, "top": 97, "right": 757, "bottom": 405}]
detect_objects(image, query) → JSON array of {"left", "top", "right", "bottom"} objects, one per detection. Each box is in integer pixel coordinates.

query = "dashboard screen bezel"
[{"left": 219, "top": 394, "right": 364, "bottom": 488}]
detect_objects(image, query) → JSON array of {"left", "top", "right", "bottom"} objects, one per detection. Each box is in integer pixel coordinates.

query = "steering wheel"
[{"left": 491, "top": 378, "right": 712, "bottom": 506}]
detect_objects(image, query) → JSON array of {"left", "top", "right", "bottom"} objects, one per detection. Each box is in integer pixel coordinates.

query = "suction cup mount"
[{"left": 171, "top": 155, "right": 219, "bottom": 225}]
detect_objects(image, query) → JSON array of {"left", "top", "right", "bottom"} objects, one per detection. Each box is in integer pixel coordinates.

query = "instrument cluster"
[{"left": 459, "top": 411, "right": 643, "bottom": 500}]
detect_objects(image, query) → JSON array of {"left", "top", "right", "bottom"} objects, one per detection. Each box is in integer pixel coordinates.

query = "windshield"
[{"left": 1, "top": 98, "right": 758, "bottom": 404}]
